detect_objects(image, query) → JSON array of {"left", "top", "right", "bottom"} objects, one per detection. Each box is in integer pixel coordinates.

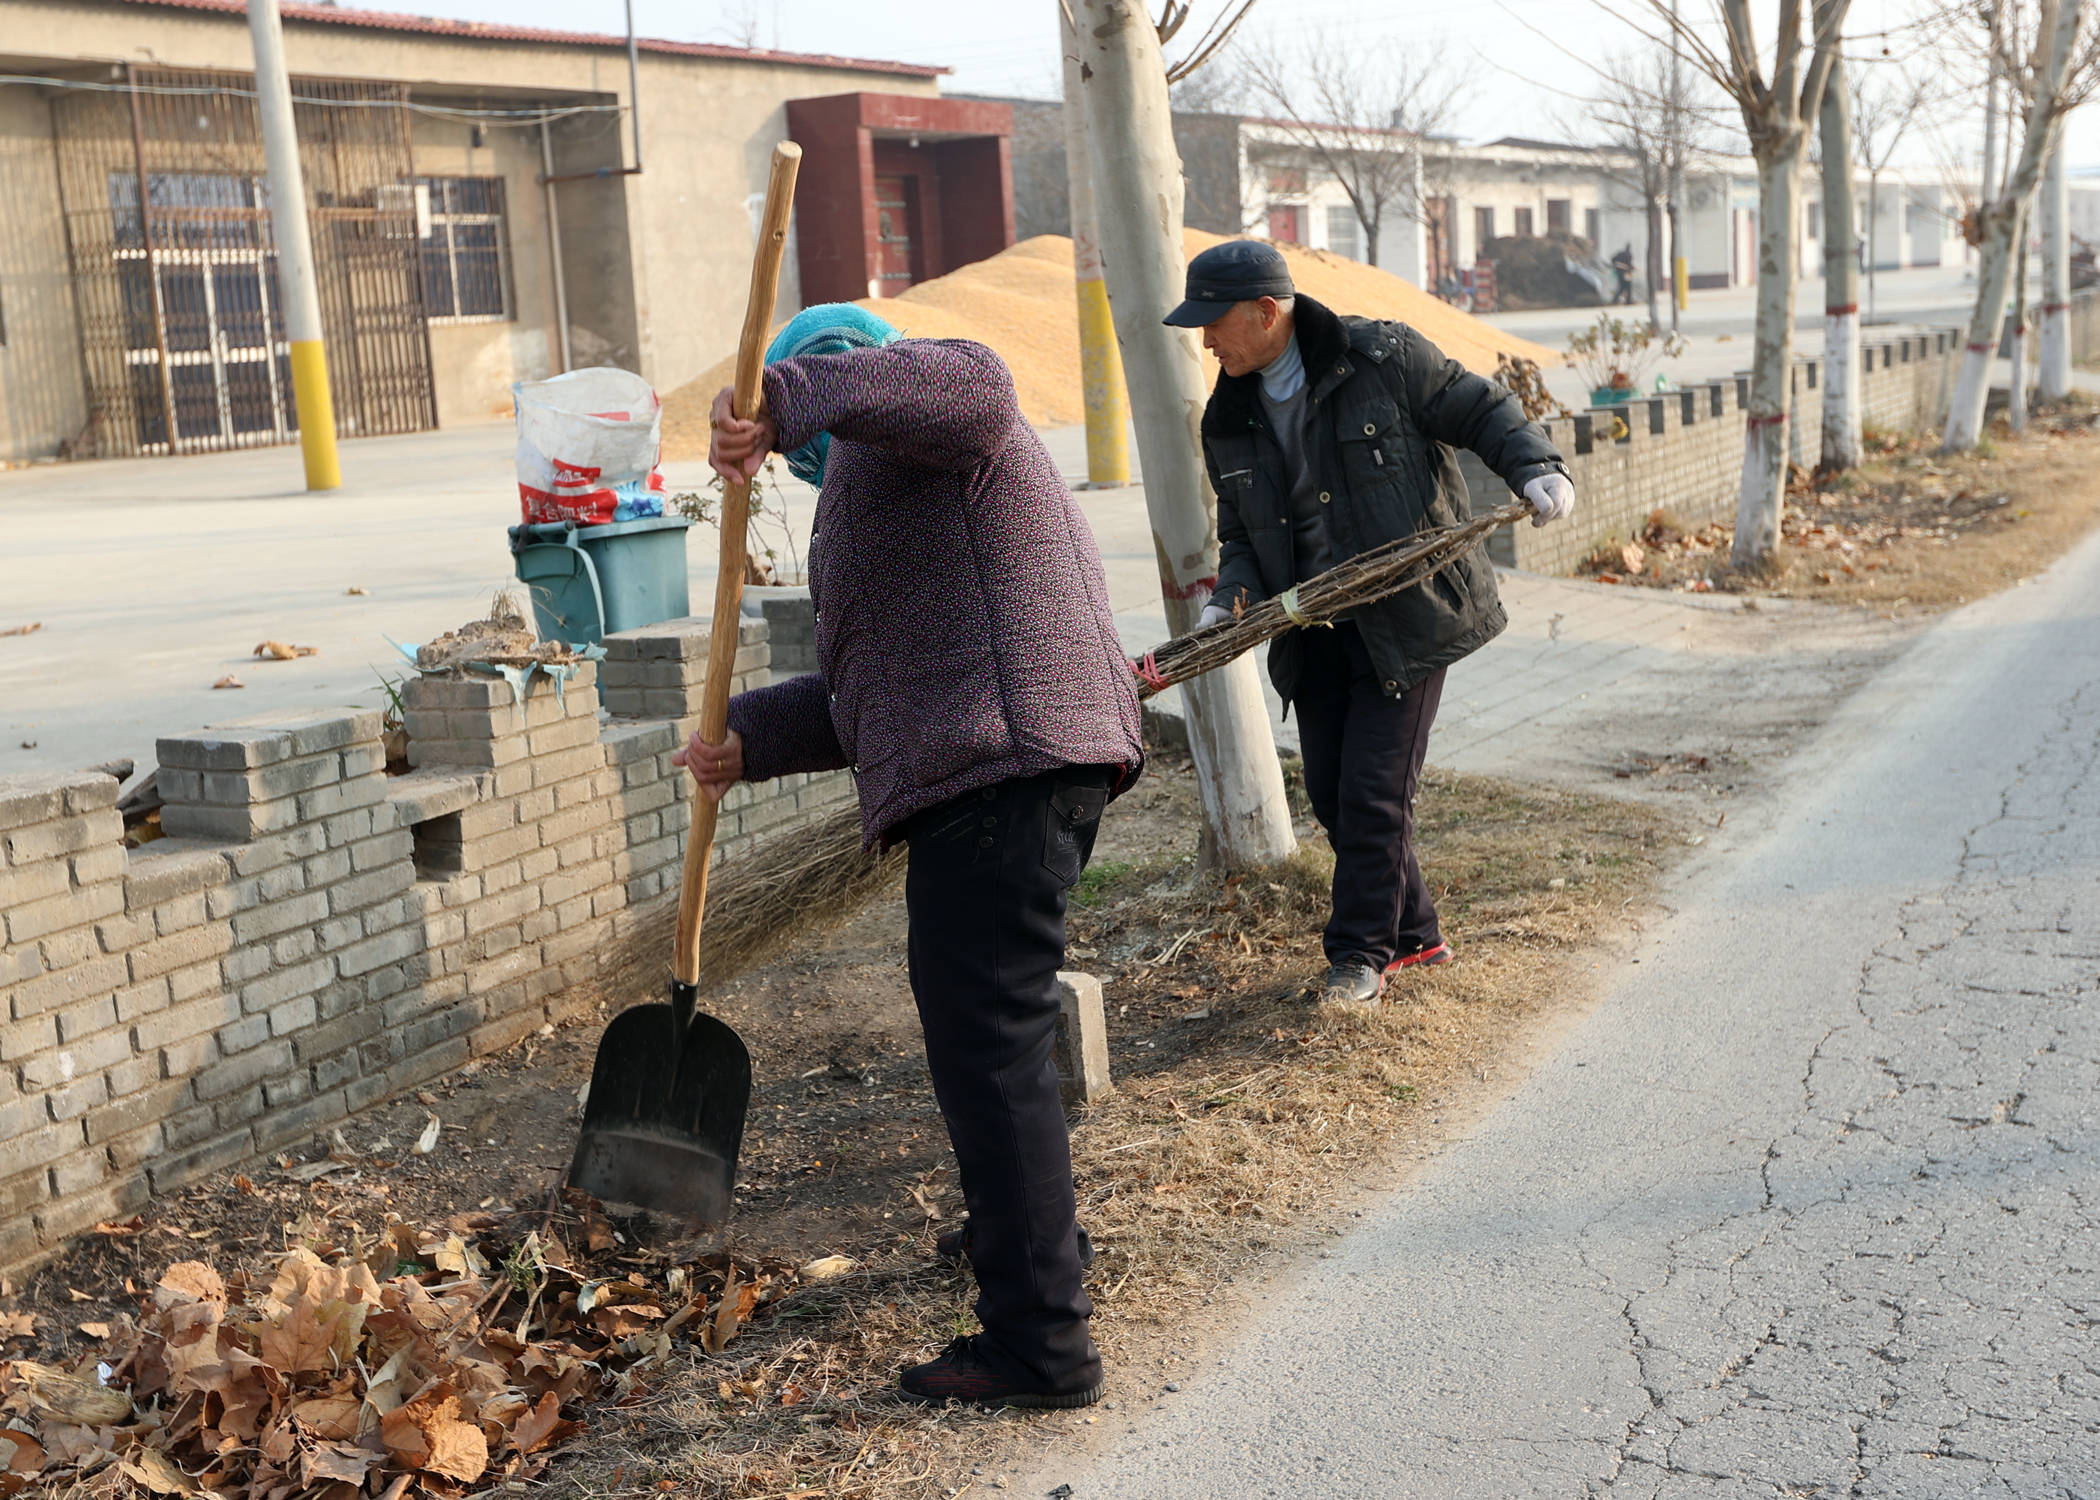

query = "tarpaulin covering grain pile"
[{"left": 660, "top": 232, "right": 1559, "bottom": 461}]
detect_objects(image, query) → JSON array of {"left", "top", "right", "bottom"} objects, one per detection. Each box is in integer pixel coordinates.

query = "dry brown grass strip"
[{"left": 539, "top": 769, "right": 1681, "bottom": 1498}]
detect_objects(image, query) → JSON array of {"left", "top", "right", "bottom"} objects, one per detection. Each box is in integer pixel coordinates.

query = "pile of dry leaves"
[{"left": 0, "top": 1196, "right": 820, "bottom": 1498}]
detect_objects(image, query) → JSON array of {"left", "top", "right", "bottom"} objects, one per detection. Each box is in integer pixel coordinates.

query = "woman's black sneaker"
[
  {"left": 897, "top": 1335, "right": 1105, "bottom": 1409},
  {"left": 934, "top": 1219, "right": 1095, "bottom": 1269}
]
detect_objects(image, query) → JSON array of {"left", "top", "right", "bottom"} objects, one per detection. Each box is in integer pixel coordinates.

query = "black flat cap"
[{"left": 1163, "top": 240, "right": 1296, "bottom": 327}]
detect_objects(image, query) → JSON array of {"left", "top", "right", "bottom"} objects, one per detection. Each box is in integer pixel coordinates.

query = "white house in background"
[
  {"left": 1802, "top": 165, "right": 1972, "bottom": 280},
  {"left": 1234, "top": 118, "right": 1431, "bottom": 286},
  {"left": 1236, "top": 126, "right": 1974, "bottom": 298}
]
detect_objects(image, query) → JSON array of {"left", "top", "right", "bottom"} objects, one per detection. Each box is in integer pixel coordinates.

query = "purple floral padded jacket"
[{"left": 724, "top": 339, "right": 1144, "bottom": 846}]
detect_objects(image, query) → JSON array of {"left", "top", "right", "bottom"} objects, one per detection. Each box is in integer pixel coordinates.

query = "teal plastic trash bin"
[{"left": 508, "top": 515, "right": 691, "bottom": 648}]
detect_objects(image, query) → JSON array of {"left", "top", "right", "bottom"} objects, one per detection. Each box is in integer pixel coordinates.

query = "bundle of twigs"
[
  {"left": 598, "top": 799, "right": 904, "bottom": 998},
  {"left": 1131, "top": 501, "right": 1533, "bottom": 698}
]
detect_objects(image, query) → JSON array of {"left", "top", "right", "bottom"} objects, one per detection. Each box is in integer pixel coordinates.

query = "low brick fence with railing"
[{"left": 1466, "top": 326, "right": 1964, "bottom": 574}]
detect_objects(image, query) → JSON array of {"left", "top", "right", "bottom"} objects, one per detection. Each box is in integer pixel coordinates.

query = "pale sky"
[{"left": 379, "top": 0, "right": 2100, "bottom": 175}]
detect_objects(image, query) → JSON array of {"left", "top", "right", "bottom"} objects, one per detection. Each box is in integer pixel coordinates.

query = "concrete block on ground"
[{"left": 1053, "top": 970, "right": 1112, "bottom": 1110}]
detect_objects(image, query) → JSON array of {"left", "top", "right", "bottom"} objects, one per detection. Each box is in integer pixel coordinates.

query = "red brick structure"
[{"left": 785, "top": 93, "right": 1015, "bottom": 304}]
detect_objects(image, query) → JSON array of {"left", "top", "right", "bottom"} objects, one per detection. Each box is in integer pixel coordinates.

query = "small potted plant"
[{"left": 1566, "top": 314, "right": 1688, "bottom": 407}]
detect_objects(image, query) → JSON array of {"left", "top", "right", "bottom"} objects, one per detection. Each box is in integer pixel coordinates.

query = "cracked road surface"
[{"left": 1017, "top": 531, "right": 2100, "bottom": 1498}]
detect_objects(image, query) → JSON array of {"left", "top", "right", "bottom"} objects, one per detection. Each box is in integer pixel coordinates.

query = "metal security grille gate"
[{"left": 52, "top": 67, "right": 437, "bottom": 457}]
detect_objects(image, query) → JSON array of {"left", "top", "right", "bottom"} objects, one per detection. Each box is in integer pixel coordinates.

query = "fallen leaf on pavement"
[
  {"left": 799, "top": 1255, "right": 856, "bottom": 1281},
  {"left": 345, "top": 586, "right": 370, "bottom": 596},
  {"left": 0, "top": 1314, "right": 33, "bottom": 1341},
  {"left": 253, "top": 641, "right": 319, "bottom": 660},
  {"left": 412, "top": 1113, "right": 442, "bottom": 1155},
  {"left": 75, "top": 1321, "right": 110, "bottom": 1340},
  {"left": 0, "top": 624, "right": 38, "bottom": 638},
  {"left": 212, "top": 675, "right": 243, "bottom": 690}
]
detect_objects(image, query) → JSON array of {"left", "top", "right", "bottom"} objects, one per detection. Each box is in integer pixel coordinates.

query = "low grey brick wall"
[
  {"left": 0, "top": 602, "right": 851, "bottom": 1272},
  {"left": 1467, "top": 326, "right": 1963, "bottom": 574}
]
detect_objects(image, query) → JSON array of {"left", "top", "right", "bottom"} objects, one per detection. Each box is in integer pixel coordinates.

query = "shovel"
[{"left": 566, "top": 140, "right": 803, "bottom": 1225}]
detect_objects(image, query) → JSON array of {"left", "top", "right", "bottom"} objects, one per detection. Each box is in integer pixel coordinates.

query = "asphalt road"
[{"left": 1015, "top": 524, "right": 2100, "bottom": 1491}]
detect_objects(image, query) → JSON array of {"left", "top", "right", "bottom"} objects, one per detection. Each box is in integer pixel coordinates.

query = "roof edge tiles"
[{"left": 114, "top": 0, "right": 948, "bottom": 78}]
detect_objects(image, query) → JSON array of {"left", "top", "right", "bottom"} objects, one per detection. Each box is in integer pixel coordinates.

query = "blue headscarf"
[{"left": 764, "top": 303, "right": 902, "bottom": 487}]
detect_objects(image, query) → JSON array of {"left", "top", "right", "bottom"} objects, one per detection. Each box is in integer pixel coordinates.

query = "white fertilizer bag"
[{"left": 514, "top": 367, "right": 667, "bottom": 526}]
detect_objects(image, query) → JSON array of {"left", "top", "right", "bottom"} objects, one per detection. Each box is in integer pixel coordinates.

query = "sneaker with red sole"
[
  {"left": 1385, "top": 942, "right": 1452, "bottom": 975},
  {"left": 897, "top": 1335, "right": 1105, "bottom": 1409}
]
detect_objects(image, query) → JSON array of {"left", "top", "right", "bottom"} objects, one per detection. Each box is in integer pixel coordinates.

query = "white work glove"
[
  {"left": 1198, "top": 603, "right": 1234, "bottom": 630},
  {"left": 1522, "top": 472, "right": 1576, "bottom": 528}
]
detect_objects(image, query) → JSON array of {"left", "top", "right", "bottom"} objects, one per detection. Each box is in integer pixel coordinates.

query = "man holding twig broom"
[
  {"left": 1168, "top": 242, "right": 1576, "bottom": 1006},
  {"left": 676, "top": 304, "right": 1142, "bottom": 1410}
]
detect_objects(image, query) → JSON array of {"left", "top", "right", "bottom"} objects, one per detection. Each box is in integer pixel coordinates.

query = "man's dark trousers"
[
  {"left": 902, "top": 765, "right": 1111, "bottom": 1393},
  {"left": 1292, "top": 622, "right": 1445, "bottom": 968}
]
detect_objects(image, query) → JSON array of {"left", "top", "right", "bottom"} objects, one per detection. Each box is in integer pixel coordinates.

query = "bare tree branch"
[
  {"left": 1156, "top": 0, "right": 1260, "bottom": 83},
  {"left": 1239, "top": 35, "right": 1468, "bottom": 268}
]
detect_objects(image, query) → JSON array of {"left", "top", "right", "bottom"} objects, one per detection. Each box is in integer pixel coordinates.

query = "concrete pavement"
[{"left": 1012, "top": 466, "right": 2100, "bottom": 1495}]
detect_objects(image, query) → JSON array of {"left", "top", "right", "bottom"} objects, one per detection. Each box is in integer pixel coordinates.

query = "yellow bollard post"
[
  {"left": 1062, "top": 2, "right": 1130, "bottom": 487},
  {"left": 1674, "top": 255, "right": 1689, "bottom": 313},
  {"left": 1073, "top": 272, "right": 1130, "bottom": 485},
  {"left": 287, "top": 341, "right": 341, "bottom": 491}
]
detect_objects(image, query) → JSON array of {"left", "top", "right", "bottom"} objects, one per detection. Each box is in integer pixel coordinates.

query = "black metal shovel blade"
[{"left": 567, "top": 989, "right": 751, "bottom": 1224}]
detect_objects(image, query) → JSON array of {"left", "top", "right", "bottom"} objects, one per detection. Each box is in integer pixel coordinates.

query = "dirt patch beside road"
[
  {"left": 1579, "top": 403, "right": 2100, "bottom": 610},
  {"left": 2, "top": 749, "right": 1679, "bottom": 1499}
]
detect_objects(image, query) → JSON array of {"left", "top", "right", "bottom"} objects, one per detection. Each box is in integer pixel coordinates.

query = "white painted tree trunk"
[
  {"left": 1945, "top": 0, "right": 2084, "bottom": 451},
  {"left": 2040, "top": 140, "right": 2073, "bottom": 401},
  {"left": 1818, "top": 44, "right": 1862, "bottom": 471},
  {"left": 1077, "top": 0, "right": 1296, "bottom": 870},
  {"left": 1730, "top": 150, "right": 1805, "bottom": 572},
  {"left": 1945, "top": 212, "right": 2021, "bottom": 451}
]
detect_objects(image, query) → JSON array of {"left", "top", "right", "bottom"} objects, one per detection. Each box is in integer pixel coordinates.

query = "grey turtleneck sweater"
[{"left": 1255, "top": 332, "right": 1334, "bottom": 583}]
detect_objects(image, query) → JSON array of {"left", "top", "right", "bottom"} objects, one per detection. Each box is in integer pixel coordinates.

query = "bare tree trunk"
[
  {"left": 1077, "top": 0, "right": 1296, "bottom": 870},
  {"left": 1946, "top": 210, "right": 2024, "bottom": 449},
  {"left": 2010, "top": 201, "right": 2031, "bottom": 432},
  {"left": 1645, "top": 195, "right": 1663, "bottom": 327},
  {"left": 1983, "top": 9, "right": 2003, "bottom": 206},
  {"left": 2040, "top": 138, "right": 2073, "bottom": 401},
  {"left": 1732, "top": 149, "right": 1805, "bottom": 572},
  {"left": 1061, "top": 1, "right": 1132, "bottom": 486},
  {"left": 1945, "top": 0, "right": 2084, "bottom": 452},
  {"left": 1818, "top": 33, "right": 1862, "bottom": 470}
]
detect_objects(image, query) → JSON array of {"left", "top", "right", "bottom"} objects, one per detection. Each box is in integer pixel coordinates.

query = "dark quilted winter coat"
[
  {"left": 1203, "top": 294, "right": 1568, "bottom": 702},
  {"left": 724, "top": 339, "right": 1144, "bottom": 845}
]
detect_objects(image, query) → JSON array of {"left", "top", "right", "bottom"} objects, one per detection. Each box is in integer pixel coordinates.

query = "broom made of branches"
[
  {"left": 596, "top": 502, "right": 1529, "bottom": 999},
  {"left": 1129, "top": 500, "right": 1532, "bottom": 698}
]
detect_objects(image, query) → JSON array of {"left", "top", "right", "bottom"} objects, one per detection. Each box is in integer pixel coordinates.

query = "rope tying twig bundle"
[{"left": 1129, "top": 501, "right": 1533, "bottom": 700}]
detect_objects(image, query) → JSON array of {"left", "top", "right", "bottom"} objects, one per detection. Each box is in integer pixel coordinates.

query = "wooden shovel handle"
[{"left": 675, "top": 140, "right": 802, "bottom": 987}]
